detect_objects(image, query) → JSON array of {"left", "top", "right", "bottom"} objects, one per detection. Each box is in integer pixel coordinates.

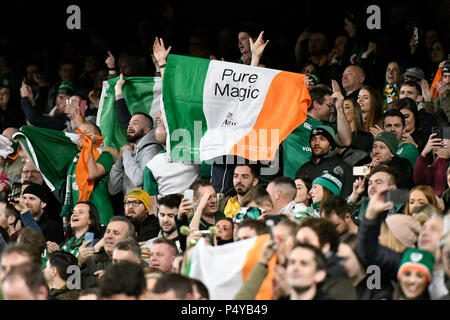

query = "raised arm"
[
  {"left": 331, "top": 79, "right": 352, "bottom": 147},
  {"left": 153, "top": 37, "right": 172, "bottom": 78},
  {"left": 250, "top": 31, "right": 269, "bottom": 67}
]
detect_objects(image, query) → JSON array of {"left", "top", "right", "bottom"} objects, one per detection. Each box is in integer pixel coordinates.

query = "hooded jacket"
[{"left": 108, "top": 129, "right": 163, "bottom": 195}]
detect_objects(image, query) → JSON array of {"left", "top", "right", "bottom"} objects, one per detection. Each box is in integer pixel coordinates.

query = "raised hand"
[
  {"left": 436, "top": 81, "right": 448, "bottom": 99},
  {"left": 369, "top": 125, "right": 383, "bottom": 138},
  {"left": 153, "top": 37, "right": 172, "bottom": 66},
  {"left": 331, "top": 79, "right": 344, "bottom": 109},
  {"left": 421, "top": 133, "right": 442, "bottom": 157},
  {"left": 420, "top": 79, "right": 433, "bottom": 102},
  {"left": 46, "top": 241, "right": 60, "bottom": 253},
  {"left": 249, "top": 31, "right": 269, "bottom": 62},
  {"left": 114, "top": 73, "right": 126, "bottom": 94},
  {"left": 348, "top": 176, "right": 366, "bottom": 203},
  {"left": 178, "top": 197, "right": 193, "bottom": 219},
  {"left": 77, "top": 240, "right": 95, "bottom": 267},
  {"left": 105, "top": 51, "right": 116, "bottom": 69}
]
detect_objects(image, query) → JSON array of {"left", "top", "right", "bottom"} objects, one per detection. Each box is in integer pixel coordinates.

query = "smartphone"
[
  {"left": 184, "top": 189, "right": 194, "bottom": 204},
  {"left": 432, "top": 127, "right": 443, "bottom": 140},
  {"left": 84, "top": 232, "right": 95, "bottom": 247},
  {"left": 385, "top": 189, "right": 409, "bottom": 204},
  {"left": 353, "top": 166, "right": 370, "bottom": 176},
  {"left": 442, "top": 127, "right": 450, "bottom": 140}
]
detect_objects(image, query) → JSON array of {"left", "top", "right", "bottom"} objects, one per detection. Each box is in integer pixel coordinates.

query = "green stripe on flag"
[
  {"left": 163, "top": 54, "right": 209, "bottom": 163},
  {"left": 13, "top": 126, "right": 80, "bottom": 191},
  {"left": 98, "top": 76, "right": 159, "bottom": 151}
]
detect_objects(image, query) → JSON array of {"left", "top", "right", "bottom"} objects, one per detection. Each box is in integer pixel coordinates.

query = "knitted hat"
[
  {"left": 310, "top": 125, "right": 336, "bottom": 150},
  {"left": 403, "top": 67, "right": 425, "bottom": 81},
  {"left": 57, "top": 81, "right": 75, "bottom": 96},
  {"left": 397, "top": 248, "right": 435, "bottom": 283},
  {"left": 374, "top": 131, "right": 398, "bottom": 155},
  {"left": 23, "top": 183, "right": 49, "bottom": 204},
  {"left": 125, "top": 189, "right": 151, "bottom": 212},
  {"left": 442, "top": 61, "right": 450, "bottom": 74},
  {"left": 386, "top": 214, "right": 421, "bottom": 248},
  {"left": 312, "top": 173, "right": 342, "bottom": 196}
]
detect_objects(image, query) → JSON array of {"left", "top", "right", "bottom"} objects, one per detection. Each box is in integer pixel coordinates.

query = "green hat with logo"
[
  {"left": 312, "top": 173, "right": 342, "bottom": 196},
  {"left": 397, "top": 248, "right": 435, "bottom": 284},
  {"left": 374, "top": 131, "right": 398, "bottom": 155},
  {"left": 57, "top": 81, "right": 75, "bottom": 96}
]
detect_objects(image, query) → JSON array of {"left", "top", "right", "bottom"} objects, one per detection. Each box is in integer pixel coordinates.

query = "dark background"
[{"left": 0, "top": 0, "right": 449, "bottom": 82}]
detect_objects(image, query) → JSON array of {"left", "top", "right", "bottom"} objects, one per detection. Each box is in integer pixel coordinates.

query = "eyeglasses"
[
  {"left": 22, "top": 170, "right": 40, "bottom": 175},
  {"left": 124, "top": 200, "right": 142, "bottom": 208}
]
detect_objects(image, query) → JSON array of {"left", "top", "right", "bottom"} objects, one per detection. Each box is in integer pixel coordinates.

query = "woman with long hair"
[{"left": 357, "top": 85, "right": 383, "bottom": 134}]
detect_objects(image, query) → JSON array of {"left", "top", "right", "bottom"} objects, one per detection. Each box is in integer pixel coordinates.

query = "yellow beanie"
[{"left": 124, "top": 189, "right": 151, "bottom": 212}]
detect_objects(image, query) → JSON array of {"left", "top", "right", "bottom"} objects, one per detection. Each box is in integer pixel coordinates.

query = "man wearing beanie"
[
  {"left": 21, "top": 183, "right": 64, "bottom": 244},
  {"left": 357, "top": 131, "right": 413, "bottom": 189},
  {"left": 124, "top": 189, "right": 159, "bottom": 241},
  {"left": 283, "top": 86, "right": 352, "bottom": 179},
  {"left": 382, "top": 108, "right": 419, "bottom": 167},
  {"left": 296, "top": 125, "right": 354, "bottom": 198}
]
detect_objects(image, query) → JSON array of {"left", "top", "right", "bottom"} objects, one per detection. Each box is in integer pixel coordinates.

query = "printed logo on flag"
[{"left": 221, "top": 112, "right": 238, "bottom": 127}]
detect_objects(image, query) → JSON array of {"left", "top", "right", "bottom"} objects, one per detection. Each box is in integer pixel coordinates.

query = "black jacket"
[
  {"left": 21, "top": 97, "right": 68, "bottom": 131},
  {"left": 356, "top": 214, "right": 404, "bottom": 283},
  {"left": 138, "top": 215, "right": 160, "bottom": 241},
  {"left": 37, "top": 213, "right": 64, "bottom": 244},
  {"left": 296, "top": 155, "right": 355, "bottom": 198},
  {"left": 81, "top": 248, "right": 111, "bottom": 289},
  {"left": 319, "top": 251, "right": 357, "bottom": 300}
]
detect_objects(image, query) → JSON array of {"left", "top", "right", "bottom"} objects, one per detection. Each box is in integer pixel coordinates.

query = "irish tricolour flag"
[
  {"left": 97, "top": 76, "right": 162, "bottom": 151},
  {"left": 13, "top": 126, "right": 80, "bottom": 191},
  {"left": 162, "top": 54, "right": 311, "bottom": 162},
  {"left": 184, "top": 234, "right": 276, "bottom": 300}
]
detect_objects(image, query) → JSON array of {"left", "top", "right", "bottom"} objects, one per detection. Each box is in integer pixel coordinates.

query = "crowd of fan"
[{"left": 0, "top": 9, "right": 449, "bottom": 300}]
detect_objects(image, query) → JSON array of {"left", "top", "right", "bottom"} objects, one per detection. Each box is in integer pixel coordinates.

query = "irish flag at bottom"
[
  {"left": 162, "top": 54, "right": 311, "bottom": 163},
  {"left": 184, "top": 234, "right": 276, "bottom": 300}
]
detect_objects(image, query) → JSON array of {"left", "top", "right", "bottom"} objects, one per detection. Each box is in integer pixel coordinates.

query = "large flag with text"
[
  {"left": 162, "top": 54, "right": 311, "bottom": 163},
  {"left": 97, "top": 76, "right": 162, "bottom": 150}
]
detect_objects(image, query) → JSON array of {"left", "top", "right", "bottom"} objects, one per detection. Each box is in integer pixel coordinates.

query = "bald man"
[{"left": 342, "top": 65, "right": 365, "bottom": 101}]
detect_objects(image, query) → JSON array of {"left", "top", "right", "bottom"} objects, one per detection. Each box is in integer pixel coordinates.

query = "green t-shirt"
[
  {"left": 188, "top": 210, "right": 226, "bottom": 231},
  {"left": 282, "top": 115, "right": 323, "bottom": 179},
  {"left": 69, "top": 151, "right": 115, "bottom": 226}
]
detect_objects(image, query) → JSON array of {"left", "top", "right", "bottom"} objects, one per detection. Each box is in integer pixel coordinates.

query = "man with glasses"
[
  {"left": 283, "top": 86, "right": 352, "bottom": 179},
  {"left": 124, "top": 189, "right": 159, "bottom": 241},
  {"left": 295, "top": 125, "right": 354, "bottom": 198}
]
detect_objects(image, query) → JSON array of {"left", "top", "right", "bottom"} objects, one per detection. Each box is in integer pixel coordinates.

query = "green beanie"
[
  {"left": 374, "top": 131, "right": 398, "bottom": 155},
  {"left": 312, "top": 173, "right": 342, "bottom": 196},
  {"left": 57, "top": 81, "right": 75, "bottom": 96},
  {"left": 397, "top": 248, "right": 435, "bottom": 284}
]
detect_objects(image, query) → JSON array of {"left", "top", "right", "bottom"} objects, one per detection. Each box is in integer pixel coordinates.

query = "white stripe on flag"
[{"left": 96, "top": 80, "right": 110, "bottom": 127}]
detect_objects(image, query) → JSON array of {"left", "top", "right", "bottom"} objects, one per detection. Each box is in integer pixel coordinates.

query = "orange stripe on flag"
[
  {"left": 431, "top": 67, "right": 443, "bottom": 100},
  {"left": 242, "top": 234, "right": 277, "bottom": 300},
  {"left": 75, "top": 129, "right": 103, "bottom": 202},
  {"left": 229, "top": 72, "right": 310, "bottom": 161}
]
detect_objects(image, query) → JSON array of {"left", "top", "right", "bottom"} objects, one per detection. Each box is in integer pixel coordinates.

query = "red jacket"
[{"left": 413, "top": 154, "right": 449, "bottom": 196}]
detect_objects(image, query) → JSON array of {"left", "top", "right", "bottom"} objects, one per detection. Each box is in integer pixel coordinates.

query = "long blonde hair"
[{"left": 379, "top": 222, "right": 409, "bottom": 253}]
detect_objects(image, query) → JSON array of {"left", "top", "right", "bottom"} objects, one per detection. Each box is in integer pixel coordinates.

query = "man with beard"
[
  {"left": 108, "top": 111, "right": 162, "bottom": 197},
  {"left": 218, "top": 164, "right": 260, "bottom": 219},
  {"left": 295, "top": 125, "right": 354, "bottom": 198},
  {"left": 124, "top": 189, "right": 159, "bottom": 241}
]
